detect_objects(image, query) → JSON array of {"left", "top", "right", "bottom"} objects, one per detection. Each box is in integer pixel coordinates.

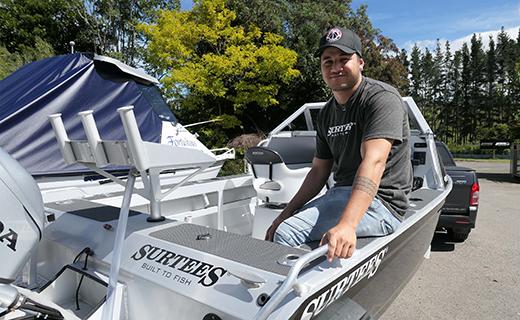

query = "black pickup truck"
[{"left": 435, "top": 141, "right": 479, "bottom": 241}]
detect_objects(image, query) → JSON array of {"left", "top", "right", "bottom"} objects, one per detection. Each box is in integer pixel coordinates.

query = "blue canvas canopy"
[{"left": 0, "top": 53, "right": 176, "bottom": 176}]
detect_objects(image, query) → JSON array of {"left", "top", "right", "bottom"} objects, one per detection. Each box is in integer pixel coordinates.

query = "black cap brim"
[{"left": 315, "top": 44, "right": 358, "bottom": 58}]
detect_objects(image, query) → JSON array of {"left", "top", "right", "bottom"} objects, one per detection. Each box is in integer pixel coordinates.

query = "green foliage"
[
  {"left": 409, "top": 44, "right": 422, "bottom": 99},
  {"left": 1, "top": 0, "right": 407, "bottom": 147},
  {"left": 218, "top": 158, "right": 247, "bottom": 176},
  {"left": 139, "top": 0, "right": 300, "bottom": 140},
  {"left": 11, "top": 0, "right": 520, "bottom": 153},
  {"left": 477, "top": 123, "right": 510, "bottom": 141},
  {"left": 511, "top": 126, "right": 520, "bottom": 143},
  {"left": 356, "top": 5, "right": 409, "bottom": 95},
  {"left": 229, "top": 0, "right": 409, "bottom": 110},
  {"left": 86, "top": 0, "right": 180, "bottom": 65},
  {"left": 0, "top": 0, "right": 179, "bottom": 67},
  {"left": 407, "top": 27, "right": 520, "bottom": 146},
  {"left": 0, "top": 0, "right": 97, "bottom": 54},
  {"left": 218, "top": 148, "right": 246, "bottom": 176},
  {"left": 446, "top": 142, "right": 510, "bottom": 157},
  {"left": 446, "top": 143, "right": 481, "bottom": 155},
  {"left": 0, "top": 37, "right": 54, "bottom": 79}
]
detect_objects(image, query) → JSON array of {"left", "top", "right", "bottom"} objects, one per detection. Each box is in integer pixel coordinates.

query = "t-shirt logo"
[{"left": 327, "top": 122, "right": 356, "bottom": 137}]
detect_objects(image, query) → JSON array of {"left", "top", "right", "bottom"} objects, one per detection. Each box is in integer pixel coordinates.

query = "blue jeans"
[{"left": 273, "top": 186, "right": 401, "bottom": 247}]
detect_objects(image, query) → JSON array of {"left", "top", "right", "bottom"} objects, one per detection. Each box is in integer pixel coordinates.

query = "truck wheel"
[{"left": 448, "top": 229, "right": 469, "bottom": 242}]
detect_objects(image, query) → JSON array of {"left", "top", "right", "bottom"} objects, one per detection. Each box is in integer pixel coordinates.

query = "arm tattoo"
[{"left": 353, "top": 176, "right": 378, "bottom": 198}]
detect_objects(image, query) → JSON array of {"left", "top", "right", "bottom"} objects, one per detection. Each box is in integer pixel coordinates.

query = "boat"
[
  {"left": 0, "top": 53, "right": 235, "bottom": 201},
  {"left": 0, "top": 56, "right": 451, "bottom": 319},
  {"left": 244, "top": 97, "right": 451, "bottom": 319}
]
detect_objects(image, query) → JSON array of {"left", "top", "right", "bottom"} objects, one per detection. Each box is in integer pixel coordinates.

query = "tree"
[
  {"left": 420, "top": 48, "right": 435, "bottom": 124},
  {"left": 0, "top": 0, "right": 179, "bottom": 68},
  {"left": 350, "top": 5, "right": 409, "bottom": 93},
  {"left": 468, "top": 34, "right": 486, "bottom": 141},
  {"left": 432, "top": 40, "right": 444, "bottom": 104},
  {"left": 229, "top": 0, "right": 356, "bottom": 112},
  {"left": 409, "top": 44, "right": 423, "bottom": 103},
  {"left": 485, "top": 36, "right": 498, "bottom": 127},
  {"left": 437, "top": 40, "right": 453, "bottom": 141},
  {"left": 510, "top": 29, "right": 520, "bottom": 131},
  {"left": 459, "top": 43, "right": 472, "bottom": 144},
  {"left": 229, "top": 0, "right": 408, "bottom": 111},
  {"left": 0, "top": 37, "right": 54, "bottom": 79},
  {"left": 0, "top": 0, "right": 97, "bottom": 54},
  {"left": 449, "top": 49, "right": 463, "bottom": 143},
  {"left": 408, "top": 28, "right": 520, "bottom": 145},
  {"left": 495, "top": 27, "right": 514, "bottom": 123},
  {"left": 139, "top": 0, "right": 300, "bottom": 145},
  {"left": 85, "top": 0, "right": 180, "bottom": 66}
]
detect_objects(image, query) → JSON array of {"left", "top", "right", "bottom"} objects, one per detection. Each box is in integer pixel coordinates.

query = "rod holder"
[
  {"left": 117, "top": 106, "right": 147, "bottom": 171},
  {"left": 78, "top": 110, "right": 108, "bottom": 166},
  {"left": 48, "top": 113, "right": 75, "bottom": 164}
]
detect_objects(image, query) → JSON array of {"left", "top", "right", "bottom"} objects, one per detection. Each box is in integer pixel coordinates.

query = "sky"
[
  {"left": 180, "top": 0, "right": 520, "bottom": 53},
  {"left": 350, "top": 0, "right": 520, "bottom": 52}
]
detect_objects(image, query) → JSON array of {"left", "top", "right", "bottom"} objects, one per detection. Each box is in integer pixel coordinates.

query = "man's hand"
[
  {"left": 320, "top": 223, "right": 357, "bottom": 262},
  {"left": 265, "top": 210, "right": 293, "bottom": 241}
]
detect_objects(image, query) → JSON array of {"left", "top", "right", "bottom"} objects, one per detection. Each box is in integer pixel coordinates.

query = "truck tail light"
[{"left": 470, "top": 182, "right": 479, "bottom": 206}]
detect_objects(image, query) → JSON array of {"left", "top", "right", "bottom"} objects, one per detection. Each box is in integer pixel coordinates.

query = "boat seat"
[
  {"left": 245, "top": 146, "right": 311, "bottom": 204},
  {"left": 263, "top": 135, "right": 316, "bottom": 169}
]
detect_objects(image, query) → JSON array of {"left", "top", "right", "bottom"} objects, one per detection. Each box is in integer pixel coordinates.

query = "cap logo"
[{"left": 326, "top": 28, "right": 342, "bottom": 42}]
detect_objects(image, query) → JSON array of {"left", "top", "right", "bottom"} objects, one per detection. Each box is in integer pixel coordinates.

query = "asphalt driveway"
[{"left": 381, "top": 160, "right": 520, "bottom": 320}]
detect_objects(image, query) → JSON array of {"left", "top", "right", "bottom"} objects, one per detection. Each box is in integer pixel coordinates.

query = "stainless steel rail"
[
  {"left": 102, "top": 169, "right": 137, "bottom": 320},
  {"left": 253, "top": 244, "right": 329, "bottom": 320}
]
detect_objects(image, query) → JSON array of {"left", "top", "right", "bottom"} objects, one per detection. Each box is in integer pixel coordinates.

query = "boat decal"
[
  {"left": 130, "top": 244, "right": 227, "bottom": 287},
  {"left": 0, "top": 220, "right": 18, "bottom": 252},
  {"left": 166, "top": 136, "right": 198, "bottom": 148},
  {"left": 293, "top": 247, "right": 388, "bottom": 320}
]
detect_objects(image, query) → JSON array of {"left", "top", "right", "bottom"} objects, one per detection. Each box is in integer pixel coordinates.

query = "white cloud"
[
  {"left": 450, "top": 26, "right": 519, "bottom": 52},
  {"left": 404, "top": 25, "right": 520, "bottom": 54}
]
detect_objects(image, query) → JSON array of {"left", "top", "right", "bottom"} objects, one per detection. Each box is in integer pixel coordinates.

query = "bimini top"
[{"left": 0, "top": 53, "right": 177, "bottom": 176}]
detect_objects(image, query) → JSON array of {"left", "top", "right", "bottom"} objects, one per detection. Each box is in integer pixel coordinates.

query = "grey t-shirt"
[{"left": 315, "top": 77, "right": 412, "bottom": 219}]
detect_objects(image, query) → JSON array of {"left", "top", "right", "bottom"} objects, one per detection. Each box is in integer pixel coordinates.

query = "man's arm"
[
  {"left": 265, "top": 157, "right": 333, "bottom": 241},
  {"left": 320, "top": 138, "right": 393, "bottom": 261}
]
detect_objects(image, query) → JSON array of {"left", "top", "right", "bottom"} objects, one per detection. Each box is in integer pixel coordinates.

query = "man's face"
[{"left": 320, "top": 47, "right": 364, "bottom": 93}]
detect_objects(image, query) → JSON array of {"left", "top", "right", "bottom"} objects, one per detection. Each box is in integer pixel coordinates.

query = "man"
[{"left": 265, "top": 27, "right": 412, "bottom": 262}]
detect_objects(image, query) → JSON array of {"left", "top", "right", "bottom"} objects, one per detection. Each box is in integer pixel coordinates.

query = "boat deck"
[
  {"left": 44, "top": 186, "right": 443, "bottom": 279},
  {"left": 46, "top": 199, "right": 143, "bottom": 222},
  {"left": 150, "top": 223, "right": 308, "bottom": 276}
]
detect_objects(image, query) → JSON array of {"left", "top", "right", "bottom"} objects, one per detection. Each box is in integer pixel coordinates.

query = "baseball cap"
[{"left": 315, "top": 27, "right": 363, "bottom": 58}]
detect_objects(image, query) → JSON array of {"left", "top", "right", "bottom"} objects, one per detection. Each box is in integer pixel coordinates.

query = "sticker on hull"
[
  {"left": 293, "top": 247, "right": 388, "bottom": 320},
  {"left": 130, "top": 244, "right": 227, "bottom": 287}
]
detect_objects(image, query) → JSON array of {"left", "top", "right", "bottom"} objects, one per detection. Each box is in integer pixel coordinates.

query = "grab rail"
[{"left": 253, "top": 244, "right": 329, "bottom": 320}]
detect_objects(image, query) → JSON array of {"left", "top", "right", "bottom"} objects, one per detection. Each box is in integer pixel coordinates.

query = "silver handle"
[{"left": 253, "top": 244, "right": 329, "bottom": 320}]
